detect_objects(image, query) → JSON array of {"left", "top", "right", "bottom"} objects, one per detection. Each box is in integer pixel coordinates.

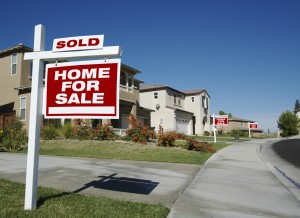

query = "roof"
[
  {"left": 140, "top": 85, "right": 209, "bottom": 98},
  {"left": 0, "top": 44, "right": 32, "bottom": 58},
  {"left": 182, "top": 89, "right": 210, "bottom": 98},
  {"left": 121, "top": 63, "right": 141, "bottom": 74},
  {"left": 140, "top": 84, "right": 187, "bottom": 95},
  {"left": 230, "top": 117, "right": 255, "bottom": 123}
]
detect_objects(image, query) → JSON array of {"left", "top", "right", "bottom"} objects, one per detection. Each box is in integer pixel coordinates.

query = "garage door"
[{"left": 176, "top": 118, "right": 189, "bottom": 134}]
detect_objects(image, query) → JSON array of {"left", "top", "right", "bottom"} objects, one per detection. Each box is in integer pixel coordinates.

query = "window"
[
  {"left": 11, "top": 53, "right": 17, "bottom": 75},
  {"left": 174, "top": 94, "right": 182, "bottom": 106},
  {"left": 154, "top": 92, "right": 158, "bottom": 99},
  {"left": 191, "top": 97, "right": 195, "bottom": 103},
  {"left": 20, "top": 97, "right": 26, "bottom": 120},
  {"left": 202, "top": 96, "right": 208, "bottom": 109}
]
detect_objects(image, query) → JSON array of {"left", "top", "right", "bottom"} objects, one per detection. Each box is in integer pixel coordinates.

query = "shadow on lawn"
[{"left": 37, "top": 173, "right": 159, "bottom": 208}]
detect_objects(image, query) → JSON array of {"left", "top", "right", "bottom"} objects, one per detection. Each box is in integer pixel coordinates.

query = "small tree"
[{"left": 277, "top": 111, "right": 299, "bottom": 137}]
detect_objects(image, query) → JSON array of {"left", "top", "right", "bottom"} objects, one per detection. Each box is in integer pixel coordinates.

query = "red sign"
[
  {"left": 249, "top": 123, "right": 258, "bottom": 129},
  {"left": 44, "top": 59, "right": 120, "bottom": 118},
  {"left": 52, "top": 35, "right": 104, "bottom": 52},
  {"left": 214, "top": 116, "right": 228, "bottom": 126}
]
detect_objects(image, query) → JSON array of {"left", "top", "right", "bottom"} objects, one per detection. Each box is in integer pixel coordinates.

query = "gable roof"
[
  {"left": 140, "top": 84, "right": 186, "bottom": 95},
  {"left": 182, "top": 89, "right": 210, "bottom": 98},
  {"left": 230, "top": 117, "right": 255, "bottom": 123},
  {"left": 0, "top": 44, "right": 32, "bottom": 58},
  {"left": 140, "top": 84, "right": 209, "bottom": 97}
]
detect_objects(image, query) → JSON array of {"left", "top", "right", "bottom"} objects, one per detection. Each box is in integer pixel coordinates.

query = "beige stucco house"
[
  {"left": 139, "top": 85, "right": 211, "bottom": 135},
  {"left": 0, "top": 44, "right": 149, "bottom": 134},
  {"left": 0, "top": 44, "right": 32, "bottom": 130}
]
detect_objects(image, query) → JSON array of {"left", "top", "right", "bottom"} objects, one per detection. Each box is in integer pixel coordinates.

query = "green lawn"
[
  {"left": 0, "top": 179, "right": 169, "bottom": 218},
  {"left": 6, "top": 140, "right": 228, "bottom": 217},
  {"left": 19, "top": 140, "right": 228, "bottom": 165}
]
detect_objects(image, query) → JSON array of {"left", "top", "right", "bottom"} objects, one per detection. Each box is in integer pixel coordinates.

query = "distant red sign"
[
  {"left": 44, "top": 59, "right": 120, "bottom": 118},
  {"left": 214, "top": 116, "right": 228, "bottom": 126},
  {"left": 249, "top": 123, "right": 258, "bottom": 129}
]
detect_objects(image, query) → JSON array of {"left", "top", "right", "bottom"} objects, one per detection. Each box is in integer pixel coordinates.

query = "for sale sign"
[
  {"left": 213, "top": 116, "right": 228, "bottom": 126},
  {"left": 249, "top": 123, "right": 258, "bottom": 129},
  {"left": 44, "top": 59, "right": 120, "bottom": 118}
]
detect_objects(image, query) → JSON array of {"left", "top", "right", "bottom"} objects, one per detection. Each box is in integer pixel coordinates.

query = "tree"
[
  {"left": 218, "top": 110, "right": 233, "bottom": 118},
  {"left": 277, "top": 111, "right": 299, "bottom": 137},
  {"left": 294, "top": 99, "right": 300, "bottom": 111}
]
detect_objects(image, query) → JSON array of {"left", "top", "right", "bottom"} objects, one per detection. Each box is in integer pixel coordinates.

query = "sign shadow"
[{"left": 73, "top": 173, "right": 159, "bottom": 195}]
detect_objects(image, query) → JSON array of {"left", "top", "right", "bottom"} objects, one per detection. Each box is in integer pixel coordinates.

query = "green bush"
[
  {"left": 204, "top": 131, "right": 210, "bottom": 136},
  {"left": 41, "top": 124, "right": 60, "bottom": 140},
  {"left": 61, "top": 122, "right": 76, "bottom": 139},
  {"left": 0, "top": 118, "right": 27, "bottom": 151}
]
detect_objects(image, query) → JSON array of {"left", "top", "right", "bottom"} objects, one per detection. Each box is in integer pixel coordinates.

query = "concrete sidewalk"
[
  {"left": 0, "top": 153, "right": 200, "bottom": 207},
  {"left": 168, "top": 139, "right": 300, "bottom": 218}
]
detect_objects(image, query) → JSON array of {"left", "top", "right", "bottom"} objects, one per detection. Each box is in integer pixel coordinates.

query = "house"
[
  {"left": 139, "top": 85, "right": 211, "bottom": 135},
  {"left": 0, "top": 44, "right": 150, "bottom": 134},
  {"left": 220, "top": 116, "right": 263, "bottom": 134},
  {"left": 0, "top": 44, "right": 32, "bottom": 130}
]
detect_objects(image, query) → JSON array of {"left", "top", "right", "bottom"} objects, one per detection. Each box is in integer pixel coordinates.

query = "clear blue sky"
[{"left": 1, "top": 0, "right": 300, "bottom": 132}]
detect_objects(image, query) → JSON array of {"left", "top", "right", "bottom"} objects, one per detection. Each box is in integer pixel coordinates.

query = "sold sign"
[
  {"left": 52, "top": 35, "right": 104, "bottom": 52},
  {"left": 44, "top": 59, "right": 120, "bottom": 118}
]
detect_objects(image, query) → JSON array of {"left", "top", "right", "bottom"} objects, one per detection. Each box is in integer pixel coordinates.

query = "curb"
[{"left": 256, "top": 142, "right": 300, "bottom": 202}]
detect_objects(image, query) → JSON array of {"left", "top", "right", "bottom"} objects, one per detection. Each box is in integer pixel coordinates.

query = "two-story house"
[
  {"left": 0, "top": 44, "right": 32, "bottom": 130},
  {"left": 0, "top": 44, "right": 150, "bottom": 134},
  {"left": 139, "top": 85, "right": 211, "bottom": 135}
]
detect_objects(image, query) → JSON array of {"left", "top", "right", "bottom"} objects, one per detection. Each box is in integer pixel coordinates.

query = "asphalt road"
[{"left": 273, "top": 138, "right": 300, "bottom": 167}]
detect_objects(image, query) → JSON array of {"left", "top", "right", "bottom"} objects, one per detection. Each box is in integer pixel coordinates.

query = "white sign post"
[
  {"left": 212, "top": 114, "right": 228, "bottom": 143},
  {"left": 24, "top": 24, "right": 45, "bottom": 210},
  {"left": 24, "top": 24, "right": 122, "bottom": 210},
  {"left": 248, "top": 123, "right": 258, "bottom": 138}
]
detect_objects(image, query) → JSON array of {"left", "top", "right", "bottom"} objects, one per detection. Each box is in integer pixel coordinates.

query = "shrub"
[
  {"left": 204, "top": 131, "right": 210, "bottom": 136},
  {"left": 41, "top": 124, "right": 60, "bottom": 140},
  {"left": 157, "top": 125, "right": 187, "bottom": 147},
  {"left": 0, "top": 118, "right": 27, "bottom": 151},
  {"left": 126, "top": 114, "right": 156, "bottom": 144},
  {"left": 74, "top": 119, "right": 92, "bottom": 140},
  {"left": 90, "top": 123, "right": 116, "bottom": 140},
  {"left": 61, "top": 122, "right": 77, "bottom": 139},
  {"left": 185, "top": 139, "right": 216, "bottom": 153}
]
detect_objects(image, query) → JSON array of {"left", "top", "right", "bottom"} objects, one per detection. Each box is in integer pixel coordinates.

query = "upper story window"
[
  {"left": 154, "top": 92, "right": 158, "bottom": 99},
  {"left": 202, "top": 96, "right": 208, "bottom": 109},
  {"left": 11, "top": 53, "right": 17, "bottom": 75},
  {"left": 191, "top": 97, "right": 195, "bottom": 103},
  {"left": 174, "top": 94, "right": 182, "bottom": 106},
  {"left": 20, "top": 97, "right": 26, "bottom": 120}
]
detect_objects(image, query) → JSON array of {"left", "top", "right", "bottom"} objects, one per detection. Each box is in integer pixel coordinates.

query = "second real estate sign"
[{"left": 44, "top": 59, "right": 120, "bottom": 118}]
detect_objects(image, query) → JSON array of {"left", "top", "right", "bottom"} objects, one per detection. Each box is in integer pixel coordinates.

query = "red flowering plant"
[
  {"left": 185, "top": 139, "right": 216, "bottom": 153},
  {"left": 125, "top": 114, "right": 156, "bottom": 144},
  {"left": 90, "top": 123, "right": 116, "bottom": 140},
  {"left": 157, "top": 125, "right": 188, "bottom": 147}
]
